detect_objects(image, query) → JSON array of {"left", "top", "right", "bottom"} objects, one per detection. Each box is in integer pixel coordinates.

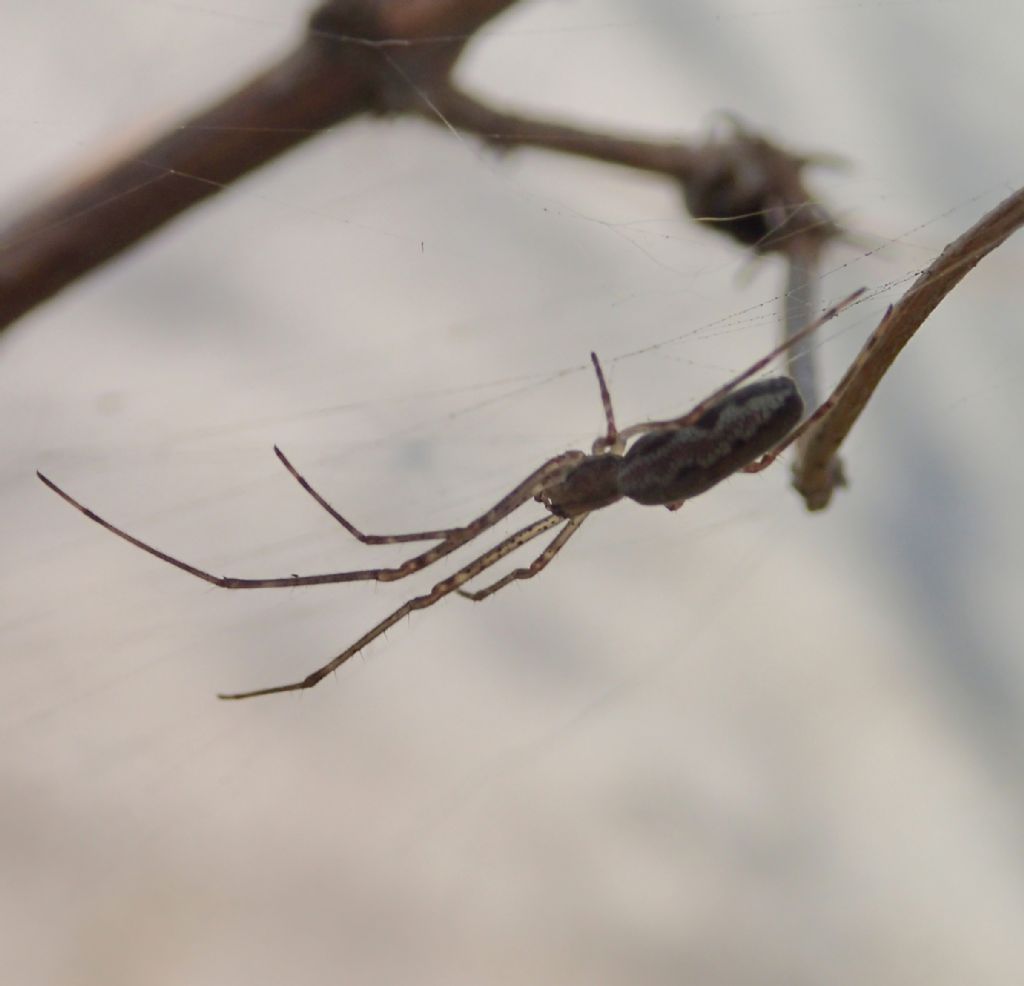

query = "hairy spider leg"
[
  {"left": 36, "top": 450, "right": 585, "bottom": 590},
  {"left": 218, "top": 514, "right": 568, "bottom": 700},
  {"left": 457, "top": 514, "right": 586, "bottom": 602},
  {"left": 587, "top": 352, "right": 625, "bottom": 455},
  {"left": 273, "top": 445, "right": 469, "bottom": 545}
]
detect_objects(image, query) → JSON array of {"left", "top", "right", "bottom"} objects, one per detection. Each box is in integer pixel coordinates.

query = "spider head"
[{"left": 537, "top": 452, "right": 624, "bottom": 518}]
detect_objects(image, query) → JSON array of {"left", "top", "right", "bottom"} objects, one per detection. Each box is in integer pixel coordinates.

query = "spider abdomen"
[{"left": 617, "top": 377, "right": 803, "bottom": 505}]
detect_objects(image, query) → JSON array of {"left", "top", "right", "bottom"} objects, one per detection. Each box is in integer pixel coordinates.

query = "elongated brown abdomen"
[{"left": 617, "top": 377, "right": 803, "bottom": 505}]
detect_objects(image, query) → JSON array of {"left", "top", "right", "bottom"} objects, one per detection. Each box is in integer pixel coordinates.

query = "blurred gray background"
[{"left": 3, "top": 1, "right": 1023, "bottom": 983}]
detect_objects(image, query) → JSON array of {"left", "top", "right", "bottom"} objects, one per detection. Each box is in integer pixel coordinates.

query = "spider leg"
[
  {"left": 588, "top": 354, "right": 624, "bottom": 455},
  {"left": 36, "top": 450, "right": 584, "bottom": 590},
  {"left": 274, "top": 445, "right": 464, "bottom": 544},
  {"left": 217, "top": 514, "right": 564, "bottom": 700},
  {"left": 456, "top": 513, "right": 587, "bottom": 602}
]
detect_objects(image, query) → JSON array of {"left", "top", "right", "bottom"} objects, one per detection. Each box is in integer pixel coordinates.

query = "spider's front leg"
[
  {"left": 36, "top": 450, "right": 587, "bottom": 591},
  {"left": 273, "top": 445, "right": 469, "bottom": 545}
]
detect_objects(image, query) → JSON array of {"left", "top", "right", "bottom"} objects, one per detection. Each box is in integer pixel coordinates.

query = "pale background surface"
[{"left": 3, "top": 2, "right": 1024, "bottom": 983}]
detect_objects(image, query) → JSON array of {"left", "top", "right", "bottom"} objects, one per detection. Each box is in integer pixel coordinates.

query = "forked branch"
[{"left": 0, "top": 0, "right": 835, "bottom": 333}]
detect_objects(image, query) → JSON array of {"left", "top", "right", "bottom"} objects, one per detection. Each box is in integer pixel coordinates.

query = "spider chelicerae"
[{"left": 38, "top": 288, "right": 863, "bottom": 699}]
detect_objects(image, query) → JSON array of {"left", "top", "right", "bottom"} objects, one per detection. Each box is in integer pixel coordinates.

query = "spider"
[{"left": 38, "top": 288, "right": 864, "bottom": 700}]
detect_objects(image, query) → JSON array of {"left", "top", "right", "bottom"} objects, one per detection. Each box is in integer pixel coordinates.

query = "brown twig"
[
  {"left": 424, "top": 85, "right": 701, "bottom": 177},
  {"left": 427, "top": 87, "right": 838, "bottom": 256},
  {"left": 0, "top": 0, "right": 836, "bottom": 336},
  {"left": 792, "top": 185, "right": 1024, "bottom": 510},
  {"left": 0, "top": 0, "right": 517, "bottom": 333}
]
